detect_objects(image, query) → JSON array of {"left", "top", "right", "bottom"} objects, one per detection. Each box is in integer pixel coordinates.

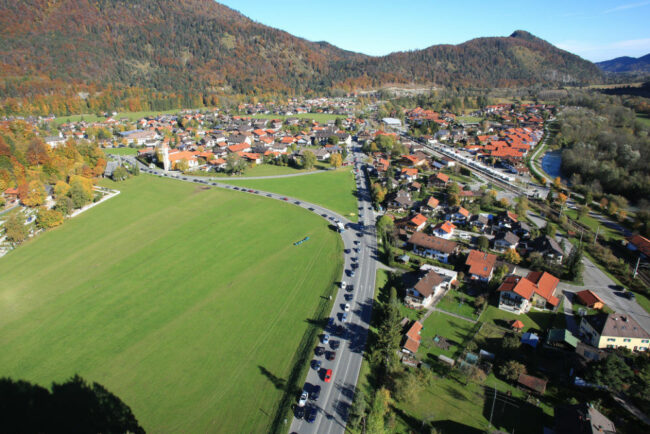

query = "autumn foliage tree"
[{"left": 19, "top": 180, "right": 46, "bottom": 207}]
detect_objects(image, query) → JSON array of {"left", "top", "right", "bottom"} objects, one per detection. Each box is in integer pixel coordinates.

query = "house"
[
  {"left": 422, "top": 196, "right": 440, "bottom": 214},
  {"left": 494, "top": 231, "right": 519, "bottom": 251},
  {"left": 496, "top": 210, "right": 518, "bottom": 229},
  {"left": 575, "top": 290, "right": 605, "bottom": 310},
  {"left": 405, "top": 270, "right": 448, "bottom": 307},
  {"left": 517, "top": 373, "right": 547, "bottom": 394},
  {"left": 401, "top": 168, "right": 418, "bottom": 182},
  {"left": 449, "top": 206, "right": 470, "bottom": 223},
  {"left": 627, "top": 234, "right": 650, "bottom": 259},
  {"left": 554, "top": 403, "right": 616, "bottom": 434},
  {"left": 532, "top": 235, "right": 564, "bottom": 262},
  {"left": 497, "top": 271, "right": 560, "bottom": 314},
  {"left": 432, "top": 221, "right": 456, "bottom": 239},
  {"left": 408, "top": 214, "right": 428, "bottom": 232},
  {"left": 470, "top": 214, "right": 489, "bottom": 232},
  {"left": 388, "top": 190, "right": 413, "bottom": 212},
  {"left": 465, "top": 250, "right": 497, "bottom": 282},
  {"left": 44, "top": 135, "right": 66, "bottom": 148},
  {"left": 402, "top": 321, "right": 423, "bottom": 354},
  {"left": 408, "top": 232, "right": 458, "bottom": 263},
  {"left": 579, "top": 313, "right": 650, "bottom": 351},
  {"left": 430, "top": 172, "right": 449, "bottom": 186}
]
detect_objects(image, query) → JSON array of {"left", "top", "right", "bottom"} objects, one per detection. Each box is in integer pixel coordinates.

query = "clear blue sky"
[{"left": 218, "top": 0, "right": 650, "bottom": 62}]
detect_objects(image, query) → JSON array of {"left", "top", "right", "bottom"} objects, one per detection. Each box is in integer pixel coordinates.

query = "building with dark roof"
[
  {"left": 579, "top": 313, "right": 650, "bottom": 351},
  {"left": 554, "top": 403, "right": 616, "bottom": 434}
]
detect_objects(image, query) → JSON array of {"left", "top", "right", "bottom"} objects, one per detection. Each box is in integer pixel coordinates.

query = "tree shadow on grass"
[
  {"left": 0, "top": 375, "right": 144, "bottom": 434},
  {"left": 258, "top": 366, "right": 287, "bottom": 391}
]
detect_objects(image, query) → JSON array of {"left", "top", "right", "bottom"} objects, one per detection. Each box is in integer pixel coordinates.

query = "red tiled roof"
[
  {"left": 576, "top": 290, "right": 604, "bottom": 307},
  {"left": 410, "top": 214, "right": 427, "bottom": 227},
  {"left": 628, "top": 234, "right": 650, "bottom": 257},
  {"left": 465, "top": 249, "right": 497, "bottom": 279},
  {"left": 426, "top": 197, "right": 439, "bottom": 208}
]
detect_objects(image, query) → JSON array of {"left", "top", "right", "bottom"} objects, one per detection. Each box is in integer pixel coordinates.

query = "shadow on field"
[{"left": 258, "top": 366, "right": 287, "bottom": 391}]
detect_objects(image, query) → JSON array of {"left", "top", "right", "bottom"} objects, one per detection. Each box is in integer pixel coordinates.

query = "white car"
[
  {"left": 344, "top": 303, "right": 350, "bottom": 312},
  {"left": 298, "top": 391, "right": 308, "bottom": 407}
]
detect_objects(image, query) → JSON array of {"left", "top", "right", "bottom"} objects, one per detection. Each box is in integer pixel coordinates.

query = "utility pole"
[
  {"left": 594, "top": 226, "right": 600, "bottom": 244},
  {"left": 634, "top": 256, "right": 641, "bottom": 279},
  {"left": 489, "top": 384, "right": 497, "bottom": 428}
]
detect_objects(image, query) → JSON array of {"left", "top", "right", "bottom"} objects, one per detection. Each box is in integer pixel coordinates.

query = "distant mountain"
[
  {"left": 597, "top": 54, "right": 650, "bottom": 74},
  {"left": 0, "top": 1, "right": 602, "bottom": 101}
]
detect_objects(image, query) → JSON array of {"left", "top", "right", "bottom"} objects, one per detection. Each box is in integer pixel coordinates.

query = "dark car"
[
  {"left": 345, "top": 293, "right": 353, "bottom": 301},
  {"left": 347, "top": 284, "right": 354, "bottom": 292},
  {"left": 305, "top": 405, "right": 317, "bottom": 423},
  {"left": 623, "top": 291, "right": 636, "bottom": 299},
  {"left": 326, "top": 351, "right": 336, "bottom": 361},
  {"left": 310, "top": 385, "right": 321, "bottom": 401},
  {"left": 336, "top": 325, "right": 345, "bottom": 336},
  {"left": 311, "top": 359, "right": 322, "bottom": 370},
  {"left": 328, "top": 317, "right": 335, "bottom": 327},
  {"left": 330, "top": 340, "right": 340, "bottom": 350},
  {"left": 315, "top": 346, "right": 325, "bottom": 357},
  {"left": 294, "top": 405, "right": 305, "bottom": 419},
  {"left": 267, "top": 194, "right": 272, "bottom": 197}
]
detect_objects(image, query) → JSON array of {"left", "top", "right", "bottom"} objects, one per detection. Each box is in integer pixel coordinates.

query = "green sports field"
[
  {"left": 221, "top": 168, "right": 359, "bottom": 221},
  {"left": 0, "top": 175, "right": 343, "bottom": 432}
]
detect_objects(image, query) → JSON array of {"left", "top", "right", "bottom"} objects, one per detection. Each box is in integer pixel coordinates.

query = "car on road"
[
  {"left": 310, "top": 385, "right": 321, "bottom": 401},
  {"left": 341, "top": 281, "right": 347, "bottom": 290},
  {"left": 622, "top": 291, "right": 636, "bottom": 299},
  {"left": 321, "top": 334, "right": 330, "bottom": 344},
  {"left": 346, "top": 284, "right": 353, "bottom": 292},
  {"left": 324, "top": 369, "right": 332, "bottom": 383},
  {"left": 350, "top": 269, "right": 356, "bottom": 277},
  {"left": 344, "top": 303, "right": 350, "bottom": 312},
  {"left": 336, "top": 325, "right": 345, "bottom": 336},
  {"left": 308, "top": 207, "right": 314, "bottom": 211},
  {"left": 294, "top": 405, "right": 305, "bottom": 419},
  {"left": 311, "top": 360, "right": 322, "bottom": 370},
  {"left": 326, "top": 351, "right": 336, "bottom": 361},
  {"left": 298, "top": 391, "right": 308, "bottom": 407},
  {"left": 330, "top": 340, "right": 340, "bottom": 350},
  {"left": 305, "top": 405, "right": 317, "bottom": 423},
  {"left": 342, "top": 312, "right": 348, "bottom": 322},
  {"left": 266, "top": 193, "right": 272, "bottom": 197},
  {"left": 315, "top": 346, "right": 325, "bottom": 357},
  {"left": 282, "top": 197, "right": 288, "bottom": 201},
  {"left": 345, "top": 293, "right": 353, "bottom": 301}
]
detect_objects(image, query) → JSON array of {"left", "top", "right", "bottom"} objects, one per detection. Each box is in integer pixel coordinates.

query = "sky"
[{"left": 218, "top": 0, "right": 650, "bottom": 62}]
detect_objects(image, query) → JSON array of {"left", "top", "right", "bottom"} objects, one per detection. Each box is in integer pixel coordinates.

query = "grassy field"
[
  {"left": 0, "top": 175, "right": 343, "bottom": 433},
  {"left": 212, "top": 162, "right": 332, "bottom": 178},
  {"left": 564, "top": 208, "right": 622, "bottom": 241},
  {"left": 436, "top": 288, "right": 480, "bottom": 320},
  {"left": 220, "top": 168, "right": 359, "bottom": 221},
  {"left": 103, "top": 147, "right": 138, "bottom": 156},
  {"left": 479, "top": 305, "right": 556, "bottom": 332},
  {"left": 53, "top": 108, "right": 202, "bottom": 125},
  {"left": 243, "top": 113, "right": 346, "bottom": 123},
  {"left": 636, "top": 113, "right": 650, "bottom": 128}
]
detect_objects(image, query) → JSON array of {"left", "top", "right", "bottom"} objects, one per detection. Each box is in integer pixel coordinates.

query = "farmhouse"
[
  {"left": 497, "top": 271, "right": 560, "bottom": 314},
  {"left": 579, "top": 313, "right": 650, "bottom": 351},
  {"left": 408, "top": 232, "right": 458, "bottom": 263}
]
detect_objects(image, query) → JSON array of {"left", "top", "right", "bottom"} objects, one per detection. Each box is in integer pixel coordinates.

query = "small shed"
[
  {"left": 438, "top": 354, "right": 455, "bottom": 366},
  {"left": 521, "top": 332, "right": 539, "bottom": 348},
  {"left": 518, "top": 373, "right": 547, "bottom": 394},
  {"left": 546, "top": 328, "right": 578, "bottom": 349},
  {"left": 575, "top": 290, "right": 605, "bottom": 310}
]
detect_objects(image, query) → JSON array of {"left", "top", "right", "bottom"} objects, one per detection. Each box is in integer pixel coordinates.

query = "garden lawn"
[
  {"left": 480, "top": 305, "right": 556, "bottom": 332},
  {"left": 220, "top": 168, "right": 358, "bottom": 221},
  {"left": 436, "top": 288, "right": 480, "bottom": 320},
  {"left": 419, "top": 311, "right": 477, "bottom": 358},
  {"left": 0, "top": 175, "right": 343, "bottom": 433}
]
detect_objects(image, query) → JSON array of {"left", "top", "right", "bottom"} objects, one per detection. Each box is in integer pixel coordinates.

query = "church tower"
[{"left": 161, "top": 143, "right": 170, "bottom": 171}]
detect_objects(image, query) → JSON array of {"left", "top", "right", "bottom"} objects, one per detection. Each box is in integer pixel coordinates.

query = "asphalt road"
[{"left": 122, "top": 151, "right": 378, "bottom": 433}]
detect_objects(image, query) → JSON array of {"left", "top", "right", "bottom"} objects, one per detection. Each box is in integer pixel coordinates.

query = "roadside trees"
[
  {"left": 4, "top": 211, "right": 28, "bottom": 245},
  {"left": 302, "top": 150, "right": 316, "bottom": 170}
]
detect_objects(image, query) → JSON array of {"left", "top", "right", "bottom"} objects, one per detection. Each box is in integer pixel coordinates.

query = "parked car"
[
  {"left": 342, "top": 312, "right": 348, "bottom": 322},
  {"left": 322, "top": 334, "right": 330, "bottom": 344},
  {"left": 311, "top": 360, "right": 322, "bottom": 370},
  {"left": 294, "top": 405, "right": 305, "bottom": 419},
  {"left": 326, "top": 351, "right": 336, "bottom": 361},
  {"left": 310, "top": 385, "right": 321, "bottom": 401},
  {"left": 344, "top": 303, "right": 350, "bottom": 312},
  {"left": 324, "top": 369, "right": 332, "bottom": 383},
  {"left": 315, "top": 346, "right": 325, "bottom": 357},
  {"left": 330, "top": 340, "right": 340, "bottom": 350},
  {"left": 305, "top": 405, "right": 317, "bottom": 423},
  {"left": 298, "top": 391, "right": 308, "bottom": 407}
]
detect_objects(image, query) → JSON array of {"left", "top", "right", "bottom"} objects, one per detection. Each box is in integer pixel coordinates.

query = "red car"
[
  {"left": 324, "top": 369, "right": 332, "bottom": 383},
  {"left": 282, "top": 197, "right": 288, "bottom": 201}
]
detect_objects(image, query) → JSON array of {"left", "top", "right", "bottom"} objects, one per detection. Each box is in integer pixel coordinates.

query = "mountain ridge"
[
  {"left": 597, "top": 54, "right": 650, "bottom": 74},
  {"left": 0, "top": 0, "right": 602, "bottom": 100}
]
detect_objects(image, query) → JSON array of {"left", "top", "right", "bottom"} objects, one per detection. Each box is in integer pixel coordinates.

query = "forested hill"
[
  {"left": 0, "top": 0, "right": 602, "bottom": 102},
  {"left": 597, "top": 54, "right": 650, "bottom": 74}
]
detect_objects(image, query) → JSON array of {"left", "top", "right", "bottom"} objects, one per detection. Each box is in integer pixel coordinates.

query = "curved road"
[{"left": 121, "top": 150, "right": 377, "bottom": 434}]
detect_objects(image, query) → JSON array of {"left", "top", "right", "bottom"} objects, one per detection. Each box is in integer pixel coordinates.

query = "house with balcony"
[
  {"left": 497, "top": 271, "right": 560, "bottom": 314},
  {"left": 408, "top": 232, "right": 458, "bottom": 263}
]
